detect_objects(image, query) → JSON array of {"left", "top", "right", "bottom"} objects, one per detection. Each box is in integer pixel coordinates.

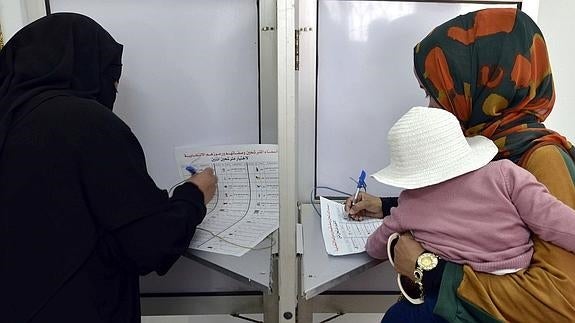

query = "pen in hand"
[
  {"left": 185, "top": 165, "right": 198, "bottom": 175},
  {"left": 349, "top": 170, "right": 367, "bottom": 218},
  {"left": 352, "top": 187, "right": 361, "bottom": 206}
]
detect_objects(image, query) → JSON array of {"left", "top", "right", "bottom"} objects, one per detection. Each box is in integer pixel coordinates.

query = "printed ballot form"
[
  {"left": 175, "top": 144, "right": 279, "bottom": 256},
  {"left": 320, "top": 197, "right": 383, "bottom": 256}
]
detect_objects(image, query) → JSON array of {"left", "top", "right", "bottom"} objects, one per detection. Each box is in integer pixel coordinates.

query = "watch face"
[{"left": 418, "top": 253, "right": 438, "bottom": 270}]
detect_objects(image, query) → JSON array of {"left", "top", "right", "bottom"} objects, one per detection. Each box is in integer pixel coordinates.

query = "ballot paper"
[
  {"left": 320, "top": 197, "right": 383, "bottom": 256},
  {"left": 175, "top": 144, "right": 279, "bottom": 257}
]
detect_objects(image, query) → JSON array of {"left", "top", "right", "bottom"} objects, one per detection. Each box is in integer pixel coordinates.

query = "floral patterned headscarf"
[{"left": 414, "top": 8, "right": 575, "bottom": 164}]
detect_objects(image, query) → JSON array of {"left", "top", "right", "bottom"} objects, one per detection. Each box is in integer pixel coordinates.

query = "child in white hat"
[{"left": 366, "top": 106, "right": 575, "bottom": 304}]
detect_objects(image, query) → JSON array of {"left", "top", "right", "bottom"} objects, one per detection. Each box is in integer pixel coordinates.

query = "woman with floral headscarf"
[{"left": 347, "top": 8, "right": 575, "bottom": 322}]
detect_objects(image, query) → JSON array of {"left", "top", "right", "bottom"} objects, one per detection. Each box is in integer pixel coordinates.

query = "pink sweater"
[{"left": 366, "top": 159, "right": 575, "bottom": 273}]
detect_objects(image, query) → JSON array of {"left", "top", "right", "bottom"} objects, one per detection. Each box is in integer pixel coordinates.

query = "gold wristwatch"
[{"left": 413, "top": 252, "right": 440, "bottom": 300}]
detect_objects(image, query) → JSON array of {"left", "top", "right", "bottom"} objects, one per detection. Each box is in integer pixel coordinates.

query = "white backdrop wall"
[
  {"left": 538, "top": 0, "right": 575, "bottom": 143},
  {"left": 0, "top": 0, "right": 26, "bottom": 39},
  {"left": 0, "top": 0, "right": 44, "bottom": 40}
]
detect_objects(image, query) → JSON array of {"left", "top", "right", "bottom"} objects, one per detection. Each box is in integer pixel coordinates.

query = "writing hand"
[
  {"left": 188, "top": 167, "right": 217, "bottom": 204},
  {"left": 344, "top": 191, "right": 384, "bottom": 220}
]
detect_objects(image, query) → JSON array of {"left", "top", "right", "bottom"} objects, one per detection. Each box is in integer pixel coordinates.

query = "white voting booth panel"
[
  {"left": 298, "top": 0, "right": 522, "bottom": 307},
  {"left": 49, "top": 0, "right": 265, "bottom": 294}
]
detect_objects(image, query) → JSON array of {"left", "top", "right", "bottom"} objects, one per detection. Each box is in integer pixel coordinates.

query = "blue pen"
[
  {"left": 351, "top": 170, "right": 367, "bottom": 206},
  {"left": 185, "top": 165, "right": 198, "bottom": 175}
]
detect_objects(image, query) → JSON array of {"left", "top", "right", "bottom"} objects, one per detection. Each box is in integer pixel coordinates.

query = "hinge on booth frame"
[
  {"left": 295, "top": 27, "right": 312, "bottom": 71},
  {"left": 295, "top": 29, "right": 300, "bottom": 71}
]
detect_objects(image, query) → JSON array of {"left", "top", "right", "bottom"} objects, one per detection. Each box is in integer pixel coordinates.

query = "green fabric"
[{"left": 434, "top": 264, "right": 501, "bottom": 323}]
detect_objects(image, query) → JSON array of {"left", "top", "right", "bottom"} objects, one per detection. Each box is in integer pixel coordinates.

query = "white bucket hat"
[{"left": 372, "top": 106, "right": 498, "bottom": 189}]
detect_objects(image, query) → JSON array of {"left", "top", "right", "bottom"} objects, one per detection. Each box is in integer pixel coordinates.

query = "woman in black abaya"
[{"left": 0, "top": 13, "right": 216, "bottom": 323}]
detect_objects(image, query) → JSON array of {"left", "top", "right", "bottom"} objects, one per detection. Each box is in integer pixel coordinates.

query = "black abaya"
[{"left": 0, "top": 14, "right": 207, "bottom": 323}]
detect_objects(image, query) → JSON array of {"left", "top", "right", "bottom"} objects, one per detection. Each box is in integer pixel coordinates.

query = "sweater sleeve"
[
  {"left": 366, "top": 213, "right": 403, "bottom": 260},
  {"left": 505, "top": 161, "right": 575, "bottom": 253}
]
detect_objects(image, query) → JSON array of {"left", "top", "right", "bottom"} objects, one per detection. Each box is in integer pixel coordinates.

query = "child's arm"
[
  {"left": 506, "top": 162, "right": 575, "bottom": 252},
  {"left": 365, "top": 213, "right": 403, "bottom": 259}
]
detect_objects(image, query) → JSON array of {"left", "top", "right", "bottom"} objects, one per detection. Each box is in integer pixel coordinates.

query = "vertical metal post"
[
  {"left": 259, "top": 0, "right": 279, "bottom": 144},
  {"left": 277, "top": 0, "right": 297, "bottom": 322}
]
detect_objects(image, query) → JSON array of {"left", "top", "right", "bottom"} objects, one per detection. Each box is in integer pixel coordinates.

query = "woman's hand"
[
  {"left": 344, "top": 191, "right": 384, "bottom": 220},
  {"left": 188, "top": 167, "right": 217, "bottom": 205},
  {"left": 393, "top": 232, "right": 425, "bottom": 281}
]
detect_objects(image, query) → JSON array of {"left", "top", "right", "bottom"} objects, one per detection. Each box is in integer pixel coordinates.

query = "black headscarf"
[{"left": 0, "top": 12, "right": 123, "bottom": 155}]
